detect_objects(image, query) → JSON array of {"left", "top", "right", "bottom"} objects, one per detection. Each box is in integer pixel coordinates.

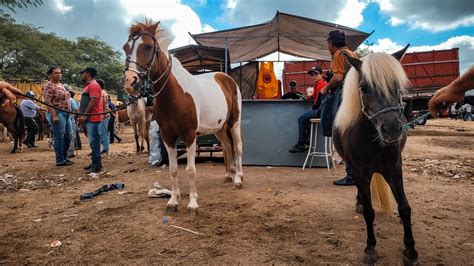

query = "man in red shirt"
[
  {"left": 78, "top": 67, "right": 103, "bottom": 174},
  {"left": 289, "top": 66, "right": 327, "bottom": 153}
]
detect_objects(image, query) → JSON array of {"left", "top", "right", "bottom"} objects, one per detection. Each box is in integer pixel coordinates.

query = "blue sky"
[{"left": 5, "top": 0, "right": 474, "bottom": 73}]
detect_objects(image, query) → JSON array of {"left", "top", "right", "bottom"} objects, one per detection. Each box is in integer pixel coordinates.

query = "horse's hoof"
[
  {"left": 362, "top": 248, "right": 377, "bottom": 265},
  {"left": 223, "top": 177, "right": 233, "bottom": 183},
  {"left": 165, "top": 205, "right": 178, "bottom": 213},
  {"left": 403, "top": 250, "right": 419, "bottom": 265},
  {"left": 356, "top": 203, "right": 364, "bottom": 214},
  {"left": 362, "top": 253, "right": 377, "bottom": 265},
  {"left": 187, "top": 207, "right": 199, "bottom": 216},
  {"left": 233, "top": 183, "right": 242, "bottom": 189}
]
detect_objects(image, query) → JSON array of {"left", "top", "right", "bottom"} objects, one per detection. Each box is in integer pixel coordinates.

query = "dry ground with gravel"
[{"left": 0, "top": 119, "right": 472, "bottom": 264}]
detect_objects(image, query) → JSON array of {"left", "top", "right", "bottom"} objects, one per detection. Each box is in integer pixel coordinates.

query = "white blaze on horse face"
[
  {"left": 124, "top": 38, "right": 144, "bottom": 95},
  {"left": 127, "top": 37, "right": 143, "bottom": 71}
]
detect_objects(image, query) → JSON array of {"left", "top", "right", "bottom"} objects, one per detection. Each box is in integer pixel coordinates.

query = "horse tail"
[
  {"left": 14, "top": 106, "right": 26, "bottom": 140},
  {"left": 370, "top": 173, "right": 393, "bottom": 213}
]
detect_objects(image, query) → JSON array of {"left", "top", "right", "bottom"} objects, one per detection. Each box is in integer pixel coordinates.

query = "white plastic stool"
[{"left": 302, "top": 118, "right": 336, "bottom": 173}]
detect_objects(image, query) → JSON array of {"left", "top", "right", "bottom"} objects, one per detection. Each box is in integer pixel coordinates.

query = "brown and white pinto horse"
[{"left": 122, "top": 20, "right": 243, "bottom": 214}]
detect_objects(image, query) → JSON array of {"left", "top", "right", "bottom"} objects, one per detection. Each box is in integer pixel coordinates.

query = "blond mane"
[
  {"left": 129, "top": 19, "right": 174, "bottom": 57},
  {"left": 334, "top": 52, "right": 409, "bottom": 133}
]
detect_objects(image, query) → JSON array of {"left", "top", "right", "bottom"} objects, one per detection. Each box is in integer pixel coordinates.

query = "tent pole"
[
  {"left": 239, "top": 62, "right": 243, "bottom": 91},
  {"left": 224, "top": 38, "right": 228, "bottom": 73}
]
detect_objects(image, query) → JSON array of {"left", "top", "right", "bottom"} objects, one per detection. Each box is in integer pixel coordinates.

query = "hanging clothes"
[{"left": 256, "top": 62, "right": 278, "bottom": 99}]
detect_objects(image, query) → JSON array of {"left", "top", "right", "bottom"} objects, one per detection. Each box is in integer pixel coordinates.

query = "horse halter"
[
  {"left": 359, "top": 86, "right": 404, "bottom": 122},
  {"left": 123, "top": 31, "right": 172, "bottom": 98}
]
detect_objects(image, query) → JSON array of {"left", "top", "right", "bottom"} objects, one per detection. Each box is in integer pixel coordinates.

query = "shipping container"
[
  {"left": 282, "top": 48, "right": 459, "bottom": 96},
  {"left": 282, "top": 48, "right": 460, "bottom": 114},
  {"left": 400, "top": 48, "right": 459, "bottom": 95}
]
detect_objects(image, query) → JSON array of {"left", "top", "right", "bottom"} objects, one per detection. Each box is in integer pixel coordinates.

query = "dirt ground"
[{"left": 0, "top": 119, "right": 472, "bottom": 264}]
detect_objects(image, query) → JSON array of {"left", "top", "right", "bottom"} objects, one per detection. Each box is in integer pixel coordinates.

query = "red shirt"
[
  {"left": 312, "top": 79, "right": 327, "bottom": 105},
  {"left": 83, "top": 80, "right": 103, "bottom": 122}
]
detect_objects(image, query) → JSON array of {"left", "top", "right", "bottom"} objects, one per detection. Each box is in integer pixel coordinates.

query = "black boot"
[{"left": 333, "top": 175, "right": 355, "bottom": 186}]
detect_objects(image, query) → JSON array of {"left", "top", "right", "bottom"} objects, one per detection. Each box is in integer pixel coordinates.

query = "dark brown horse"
[
  {"left": 333, "top": 46, "right": 418, "bottom": 264},
  {"left": 35, "top": 108, "right": 50, "bottom": 141},
  {"left": 0, "top": 104, "right": 25, "bottom": 153}
]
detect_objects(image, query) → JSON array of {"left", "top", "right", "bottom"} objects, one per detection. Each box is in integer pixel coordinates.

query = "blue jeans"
[
  {"left": 100, "top": 116, "right": 110, "bottom": 153},
  {"left": 297, "top": 109, "right": 320, "bottom": 144},
  {"left": 86, "top": 121, "right": 102, "bottom": 167},
  {"left": 48, "top": 111, "right": 71, "bottom": 164}
]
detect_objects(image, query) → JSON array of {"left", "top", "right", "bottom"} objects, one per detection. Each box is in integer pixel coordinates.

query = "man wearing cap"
[
  {"left": 319, "top": 30, "right": 358, "bottom": 186},
  {"left": 289, "top": 66, "right": 327, "bottom": 153},
  {"left": 282, "top": 80, "right": 305, "bottom": 100},
  {"left": 77, "top": 67, "right": 104, "bottom": 174},
  {"left": 20, "top": 91, "right": 41, "bottom": 148}
]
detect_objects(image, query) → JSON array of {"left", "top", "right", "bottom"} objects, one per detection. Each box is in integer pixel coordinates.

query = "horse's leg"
[
  {"left": 230, "top": 122, "right": 243, "bottom": 188},
  {"left": 165, "top": 144, "right": 180, "bottom": 213},
  {"left": 214, "top": 130, "right": 235, "bottom": 184},
  {"left": 383, "top": 165, "right": 418, "bottom": 264},
  {"left": 139, "top": 118, "right": 147, "bottom": 152},
  {"left": 185, "top": 140, "right": 199, "bottom": 215},
  {"left": 133, "top": 123, "right": 140, "bottom": 153},
  {"left": 355, "top": 172, "right": 378, "bottom": 264}
]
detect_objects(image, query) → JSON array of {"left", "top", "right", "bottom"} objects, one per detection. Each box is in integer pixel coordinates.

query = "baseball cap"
[
  {"left": 327, "top": 30, "right": 346, "bottom": 43},
  {"left": 79, "top": 66, "right": 97, "bottom": 75},
  {"left": 308, "top": 66, "right": 323, "bottom": 75}
]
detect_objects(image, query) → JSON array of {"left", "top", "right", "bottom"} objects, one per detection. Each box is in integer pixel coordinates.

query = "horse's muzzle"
[
  {"left": 379, "top": 120, "right": 403, "bottom": 145},
  {"left": 123, "top": 71, "right": 141, "bottom": 96}
]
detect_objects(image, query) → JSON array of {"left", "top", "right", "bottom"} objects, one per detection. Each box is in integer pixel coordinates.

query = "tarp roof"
[
  {"left": 191, "top": 11, "right": 371, "bottom": 63},
  {"left": 169, "top": 45, "right": 229, "bottom": 74}
]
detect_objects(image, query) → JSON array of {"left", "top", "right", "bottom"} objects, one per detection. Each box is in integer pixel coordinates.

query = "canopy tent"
[
  {"left": 169, "top": 45, "right": 229, "bottom": 74},
  {"left": 191, "top": 11, "right": 371, "bottom": 64}
]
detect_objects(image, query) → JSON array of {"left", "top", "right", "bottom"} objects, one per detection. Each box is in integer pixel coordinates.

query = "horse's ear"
[
  {"left": 148, "top": 21, "right": 160, "bottom": 34},
  {"left": 392, "top": 44, "right": 410, "bottom": 61},
  {"left": 343, "top": 52, "right": 362, "bottom": 72}
]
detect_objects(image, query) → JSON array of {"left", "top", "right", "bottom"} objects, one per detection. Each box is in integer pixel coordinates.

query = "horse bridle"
[
  {"left": 358, "top": 86, "right": 404, "bottom": 122},
  {"left": 123, "top": 31, "right": 172, "bottom": 98}
]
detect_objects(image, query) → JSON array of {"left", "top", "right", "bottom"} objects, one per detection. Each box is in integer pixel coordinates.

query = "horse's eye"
[
  {"left": 144, "top": 44, "right": 153, "bottom": 51},
  {"left": 360, "top": 84, "right": 368, "bottom": 94}
]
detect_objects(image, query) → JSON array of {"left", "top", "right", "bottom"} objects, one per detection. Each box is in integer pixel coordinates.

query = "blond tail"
[{"left": 370, "top": 173, "right": 393, "bottom": 213}]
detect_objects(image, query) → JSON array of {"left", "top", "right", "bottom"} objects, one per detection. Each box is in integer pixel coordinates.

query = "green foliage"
[
  {"left": 0, "top": 0, "right": 43, "bottom": 13},
  {"left": 355, "top": 40, "right": 374, "bottom": 58},
  {"left": 0, "top": 13, "right": 124, "bottom": 94}
]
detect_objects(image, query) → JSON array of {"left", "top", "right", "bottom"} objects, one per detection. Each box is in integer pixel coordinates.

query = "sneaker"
[
  {"left": 84, "top": 164, "right": 93, "bottom": 170},
  {"left": 333, "top": 176, "right": 355, "bottom": 186},
  {"left": 86, "top": 166, "right": 102, "bottom": 174},
  {"left": 68, "top": 154, "right": 76, "bottom": 158},
  {"left": 56, "top": 160, "right": 73, "bottom": 166},
  {"left": 288, "top": 143, "right": 307, "bottom": 153},
  {"left": 101, "top": 150, "right": 108, "bottom": 155}
]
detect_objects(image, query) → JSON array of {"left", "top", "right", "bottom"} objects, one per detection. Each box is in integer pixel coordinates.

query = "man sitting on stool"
[{"left": 289, "top": 66, "right": 327, "bottom": 153}]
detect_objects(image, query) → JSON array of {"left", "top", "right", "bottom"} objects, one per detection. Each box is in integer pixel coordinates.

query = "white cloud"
[
  {"left": 202, "top": 24, "right": 215, "bottom": 33},
  {"left": 220, "top": 0, "right": 367, "bottom": 28},
  {"left": 374, "top": 0, "right": 474, "bottom": 32},
  {"left": 335, "top": 0, "right": 368, "bottom": 28},
  {"left": 53, "top": 0, "right": 73, "bottom": 14},
  {"left": 119, "top": 0, "right": 213, "bottom": 49},
  {"left": 361, "top": 36, "right": 474, "bottom": 73}
]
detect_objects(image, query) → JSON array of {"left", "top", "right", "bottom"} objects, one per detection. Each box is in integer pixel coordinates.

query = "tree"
[
  {"left": 0, "top": 14, "right": 125, "bottom": 94},
  {"left": 0, "top": 0, "right": 43, "bottom": 13}
]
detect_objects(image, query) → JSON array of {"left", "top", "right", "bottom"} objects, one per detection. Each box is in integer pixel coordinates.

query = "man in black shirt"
[{"left": 282, "top": 80, "right": 305, "bottom": 100}]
